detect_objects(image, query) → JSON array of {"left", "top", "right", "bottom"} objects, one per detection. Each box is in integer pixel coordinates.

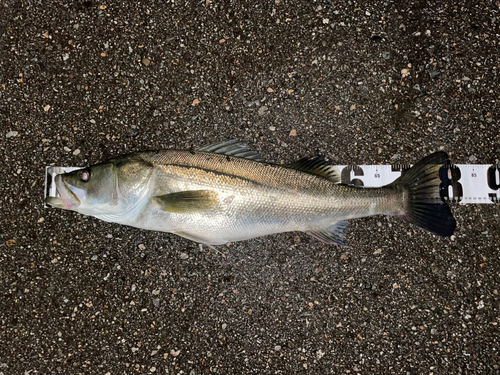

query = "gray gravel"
[{"left": 1, "top": 1, "right": 499, "bottom": 374}]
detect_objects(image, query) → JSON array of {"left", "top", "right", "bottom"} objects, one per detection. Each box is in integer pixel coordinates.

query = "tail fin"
[{"left": 392, "top": 152, "right": 456, "bottom": 237}]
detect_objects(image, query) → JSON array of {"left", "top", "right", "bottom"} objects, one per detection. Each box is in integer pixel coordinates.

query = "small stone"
[
  {"left": 138, "top": 244, "right": 146, "bottom": 250},
  {"left": 269, "top": 126, "right": 276, "bottom": 131},
  {"left": 142, "top": 58, "right": 151, "bottom": 66},
  {"left": 373, "top": 249, "right": 382, "bottom": 255},
  {"left": 43, "top": 105, "right": 51, "bottom": 112},
  {"left": 401, "top": 69, "right": 410, "bottom": 78},
  {"left": 477, "top": 300, "right": 484, "bottom": 309},
  {"left": 73, "top": 149, "right": 81, "bottom": 156},
  {"left": 382, "top": 51, "right": 390, "bottom": 60},
  {"left": 323, "top": 18, "right": 329, "bottom": 24},
  {"left": 429, "top": 70, "right": 440, "bottom": 79},
  {"left": 469, "top": 155, "right": 477, "bottom": 163},
  {"left": 150, "top": 366, "right": 156, "bottom": 372},
  {"left": 350, "top": 104, "right": 356, "bottom": 110},
  {"left": 6, "top": 239, "right": 16, "bottom": 247},
  {"left": 153, "top": 299, "right": 160, "bottom": 307},
  {"left": 219, "top": 38, "right": 226, "bottom": 43},
  {"left": 258, "top": 106, "right": 268, "bottom": 116},
  {"left": 274, "top": 345, "right": 281, "bottom": 351},
  {"left": 180, "top": 252, "right": 189, "bottom": 260},
  {"left": 100, "top": 5, "right": 107, "bottom": 9},
  {"left": 64, "top": 147, "right": 71, "bottom": 152},
  {"left": 192, "top": 98, "right": 200, "bottom": 106},
  {"left": 91, "top": 255, "right": 98, "bottom": 260},
  {"left": 170, "top": 349, "right": 180, "bottom": 357},
  {"left": 90, "top": 119, "right": 96, "bottom": 124},
  {"left": 289, "top": 129, "right": 297, "bottom": 136},
  {"left": 6, "top": 131, "right": 18, "bottom": 138},
  {"left": 267, "top": 87, "right": 274, "bottom": 93},
  {"left": 221, "top": 323, "right": 227, "bottom": 330}
]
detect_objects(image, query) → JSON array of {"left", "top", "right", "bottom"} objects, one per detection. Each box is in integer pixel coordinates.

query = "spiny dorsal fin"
[
  {"left": 153, "top": 190, "right": 218, "bottom": 213},
  {"left": 285, "top": 155, "right": 340, "bottom": 183},
  {"left": 196, "top": 139, "right": 265, "bottom": 161},
  {"left": 306, "top": 221, "right": 349, "bottom": 246}
]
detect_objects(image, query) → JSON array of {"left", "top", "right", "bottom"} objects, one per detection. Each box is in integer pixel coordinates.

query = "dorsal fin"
[
  {"left": 196, "top": 139, "right": 265, "bottom": 161},
  {"left": 285, "top": 155, "right": 340, "bottom": 183}
]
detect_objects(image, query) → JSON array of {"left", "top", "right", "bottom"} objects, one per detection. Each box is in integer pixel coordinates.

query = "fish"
[{"left": 45, "top": 139, "right": 456, "bottom": 245}]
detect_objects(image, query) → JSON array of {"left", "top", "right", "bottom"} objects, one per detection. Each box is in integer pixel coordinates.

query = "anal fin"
[{"left": 306, "top": 221, "right": 349, "bottom": 246}]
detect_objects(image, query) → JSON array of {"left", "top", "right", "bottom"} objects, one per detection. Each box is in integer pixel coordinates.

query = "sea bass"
[{"left": 45, "top": 140, "right": 456, "bottom": 245}]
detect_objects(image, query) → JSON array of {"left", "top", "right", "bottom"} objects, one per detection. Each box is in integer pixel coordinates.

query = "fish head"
[
  {"left": 46, "top": 156, "right": 154, "bottom": 216},
  {"left": 46, "top": 163, "right": 119, "bottom": 215}
]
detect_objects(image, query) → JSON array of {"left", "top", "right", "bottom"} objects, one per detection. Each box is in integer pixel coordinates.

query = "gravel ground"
[{"left": 1, "top": 1, "right": 499, "bottom": 374}]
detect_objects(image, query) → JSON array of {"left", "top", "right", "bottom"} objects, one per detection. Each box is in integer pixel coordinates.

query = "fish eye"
[{"left": 80, "top": 170, "right": 91, "bottom": 182}]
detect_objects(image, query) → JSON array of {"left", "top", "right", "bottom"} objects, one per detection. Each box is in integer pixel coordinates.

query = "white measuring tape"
[{"left": 45, "top": 164, "right": 500, "bottom": 207}]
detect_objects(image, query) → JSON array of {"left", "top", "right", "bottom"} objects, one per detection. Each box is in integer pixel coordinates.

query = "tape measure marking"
[{"left": 45, "top": 164, "right": 500, "bottom": 207}]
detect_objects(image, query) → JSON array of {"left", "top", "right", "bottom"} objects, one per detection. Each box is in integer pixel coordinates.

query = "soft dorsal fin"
[
  {"left": 306, "top": 220, "right": 349, "bottom": 246},
  {"left": 196, "top": 139, "right": 265, "bottom": 161},
  {"left": 285, "top": 155, "right": 340, "bottom": 183},
  {"left": 153, "top": 190, "right": 218, "bottom": 213}
]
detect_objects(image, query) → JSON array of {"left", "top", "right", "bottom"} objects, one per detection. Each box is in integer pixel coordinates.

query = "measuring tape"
[{"left": 45, "top": 164, "right": 500, "bottom": 207}]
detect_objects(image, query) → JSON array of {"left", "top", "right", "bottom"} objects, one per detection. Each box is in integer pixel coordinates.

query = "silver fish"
[{"left": 45, "top": 140, "right": 456, "bottom": 245}]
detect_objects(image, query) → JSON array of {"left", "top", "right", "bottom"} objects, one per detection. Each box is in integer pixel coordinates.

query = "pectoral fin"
[
  {"left": 153, "top": 190, "right": 218, "bottom": 213},
  {"left": 306, "top": 220, "right": 349, "bottom": 246}
]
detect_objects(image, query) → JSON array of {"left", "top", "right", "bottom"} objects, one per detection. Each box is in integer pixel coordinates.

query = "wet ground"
[{"left": 1, "top": 0, "right": 499, "bottom": 373}]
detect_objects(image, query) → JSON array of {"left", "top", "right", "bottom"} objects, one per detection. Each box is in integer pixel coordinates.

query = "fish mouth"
[{"left": 45, "top": 175, "right": 81, "bottom": 209}]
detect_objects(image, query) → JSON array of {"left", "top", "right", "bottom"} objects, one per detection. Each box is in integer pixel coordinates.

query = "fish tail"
[{"left": 391, "top": 151, "right": 456, "bottom": 237}]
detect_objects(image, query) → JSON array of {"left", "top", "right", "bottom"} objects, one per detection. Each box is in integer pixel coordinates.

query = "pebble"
[
  {"left": 269, "top": 126, "right": 276, "bottom": 131},
  {"left": 6, "top": 131, "right": 18, "bottom": 138},
  {"left": 43, "top": 105, "right": 51, "bottom": 112},
  {"left": 153, "top": 299, "right": 160, "bottom": 307},
  {"left": 429, "top": 70, "right": 440, "bottom": 79},
  {"left": 382, "top": 51, "right": 391, "bottom": 60},
  {"left": 258, "top": 106, "right": 268, "bottom": 116},
  {"left": 373, "top": 249, "right": 382, "bottom": 255},
  {"left": 142, "top": 58, "right": 151, "bottom": 66},
  {"left": 64, "top": 147, "right": 71, "bottom": 152},
  {"left": 73, "top": 149, "right": 81, "bottom": 156},
  {"left": 180, "top": 252, "right": 189, "bottom": 260},
  {"left": 468, "top": 155, "right": 477, "bottom": 162},
  {"left": 289, "top": 129, "right": 297, "bottom": 136},
  {"left": 138, "top": 244, "right": 146, "bottom": 250}
]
